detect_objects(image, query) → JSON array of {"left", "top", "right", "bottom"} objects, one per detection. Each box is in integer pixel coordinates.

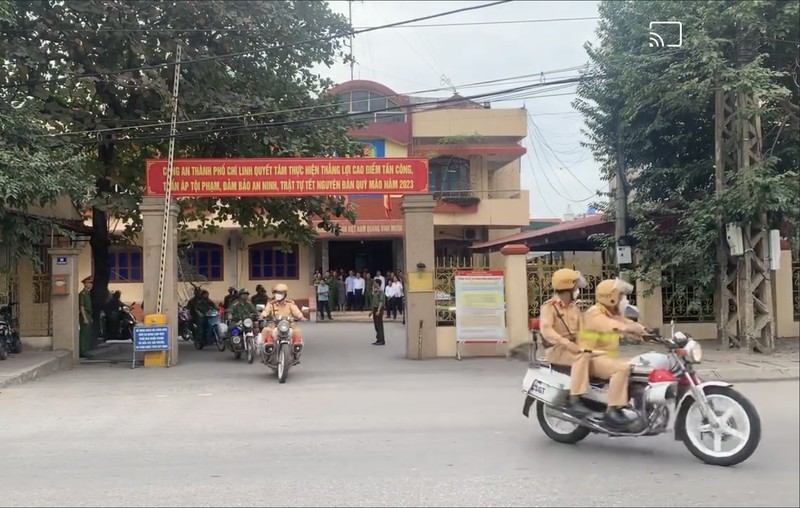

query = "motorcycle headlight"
[
  {"left": 243, "top": 318, "right": 253, "bottom": 328},
  {"left": 277, "top": 320, "right": 290, "bottom": 333},
  {"left": 684, "top": 340, "right": 703, "bottom": 363},
  {"left": 123, "top": 306, "right": 131, "bottom": 312}
]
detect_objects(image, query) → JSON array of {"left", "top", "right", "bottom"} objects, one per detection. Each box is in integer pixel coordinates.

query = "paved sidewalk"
[
  {"left": 0, "top": 349, "right": 72, "bottom": 389},
  {"left": 617, "top": 337, "right": 800, "bottom": 382}
]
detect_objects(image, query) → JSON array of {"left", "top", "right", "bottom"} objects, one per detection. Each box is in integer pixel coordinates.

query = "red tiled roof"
[{"left": 471, "top": 214, "right": 608, "bottom": 251}]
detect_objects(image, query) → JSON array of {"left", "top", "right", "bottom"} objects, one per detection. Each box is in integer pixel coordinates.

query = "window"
[
  {"left": 339, "top": 91, "right": 399, "bottom": 114},
  {"left": 429, "top": 156, "right": 471, "bottom": 193},
  {"left": 184, "top": 242, "right": 224, "bottom": 281},
  {"left": 249, "top": 242, "right": 299, "bottom": 280},
  {"left": 109, "top": 246, "right": 143, "bottom": 283}
]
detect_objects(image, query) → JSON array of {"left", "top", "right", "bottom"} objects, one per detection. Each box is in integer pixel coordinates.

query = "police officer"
[
  {"left": 578, "top": 278, "right": 647, "bottom": 427},
  {"left": 259, "top": 283, "right": 307, "bottom": 340}
]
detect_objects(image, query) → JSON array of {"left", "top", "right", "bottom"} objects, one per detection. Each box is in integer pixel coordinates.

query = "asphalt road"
[{"left": 1, "top": 322, "right": 798, "bottom": 507}]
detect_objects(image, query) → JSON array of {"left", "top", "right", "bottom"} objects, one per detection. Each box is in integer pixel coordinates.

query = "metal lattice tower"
[{"left": 714, "top": 35, "right": 776, "bottom": 353}]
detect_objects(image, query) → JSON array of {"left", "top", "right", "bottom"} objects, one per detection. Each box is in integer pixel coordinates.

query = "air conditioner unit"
[{"left": 463, "top": 228, "right": 482, "bottom": 241}]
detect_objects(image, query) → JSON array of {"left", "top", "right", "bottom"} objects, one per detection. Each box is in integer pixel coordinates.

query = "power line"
[
  {"left": 46, "top": 72, "right": 587, "bottom": 140},
  {"left": 0, "top": 16, "right": 599, "bottom": 33},
  {"left": 527, "top": 112, "right": 596, "bottom": 195},
  {"left": 82, "top": 76, "right": 594, "bottom": 145},
  {"left": 524, "top": 128, "right": 596, "bottom": 204},
  {"left": 1, "top": 1, "right": 511, "bottom": 89}
]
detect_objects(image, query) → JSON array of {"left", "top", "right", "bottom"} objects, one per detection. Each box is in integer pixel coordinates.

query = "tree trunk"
[{"left": 89, "top": 143, "right": 114, "bottom": 348}]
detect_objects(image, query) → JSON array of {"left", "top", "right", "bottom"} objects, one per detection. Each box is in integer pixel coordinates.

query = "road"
[{"left": 1, "top": 322, "right": 798, "bottom": 507}]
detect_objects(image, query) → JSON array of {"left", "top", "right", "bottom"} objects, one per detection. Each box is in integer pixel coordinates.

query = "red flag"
[{"left": 383, "top": 194, "right": 392, "bottom": 218}]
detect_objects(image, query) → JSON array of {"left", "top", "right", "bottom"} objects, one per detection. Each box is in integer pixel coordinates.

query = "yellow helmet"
[
  {"left": 272, "top": 283, "right": 289, "bottom": 294},
  {"left": 551, "top": 268, "right": 586, "bottom": 291},
  {"left": 595, "top": 278, "right": 634, "bottom": 308}
]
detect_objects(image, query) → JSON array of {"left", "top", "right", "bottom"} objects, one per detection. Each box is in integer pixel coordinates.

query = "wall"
[
  {"left": 77, "top": 229, "right": 314, "bottom": 306},
  {"left": 412, "top": 108, "right": 527, "bottom": 139}
]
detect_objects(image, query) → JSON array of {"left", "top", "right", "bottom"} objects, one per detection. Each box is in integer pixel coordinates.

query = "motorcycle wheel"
[
  {"left": 680, "top": 385, "right": 761, "bottom": 467},
  {"left": 10, "top": 335, "right": 22, "bottom": 354},
  {"left": 0, "top": 342, "right": 8, "bottom": 360},
  {"left": 181, "top": 327, "right": 192, "bottom": 341},
  {"left": 246, "top": 339, "right": 255, "bottom": 364},
  {"left": 535, "top": 400, "right": 591, "bottom": 444},
  {"left": 234, "top": 350, "right": 242, "bottom": 360},
  {"left": 277, "top": 344, "right": 290, "bottom": 383},
  {"left": 194, "top": 340, "right": 204, "bottom": 350},
  {"left": 215, "top": 329, "right": 226, "bottom": 352}
]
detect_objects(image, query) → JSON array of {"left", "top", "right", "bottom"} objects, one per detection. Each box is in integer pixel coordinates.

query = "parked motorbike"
[
  {"left": 226, "top": 314, "right": 258, "bottom": 361},
  {"left": 178, "top": 305, "right": 193, "bottom": 342},
  {"left": 0, "top": 301, "right": 22, "bottom": 358},
  {"left": 104, "top": 301, "right": 136, "bottom": 342},
  {"left": 522, "top": 309, "right": 761, "bottom": 467},
  {"left": 258, "top": 306, "right": 308, "bottom": 383}
]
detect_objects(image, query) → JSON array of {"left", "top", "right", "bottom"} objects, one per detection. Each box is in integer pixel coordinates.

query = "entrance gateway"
[{"left": 142, "top": 157, "right": 439, "bottom": 365}]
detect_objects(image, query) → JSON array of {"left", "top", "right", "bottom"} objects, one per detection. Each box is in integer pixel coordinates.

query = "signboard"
[
  {"left": 316, "top": 220, "right": 403, "bottom": 237},
  {"left": 56, "top": 257, "right": 68, "bottom": 266},
  {"left": 454, "top": 270, "right": 506, "bottom": 344},
  {"left": 145, "top": 158, "right": 428, "bottom": 197},
  {"left": 133, "top": 325, "right": 170, "bottom": 352},
  {"left": 360, "top": 139, "right": 386, "bottom": 158}
]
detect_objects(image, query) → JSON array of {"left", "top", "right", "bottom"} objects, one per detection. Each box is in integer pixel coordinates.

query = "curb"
[
  {"left": 697, "top": 367, "right": 800, "bottom": 383},
  {"left": 0, "top": 350, "right": 73, "bottom": 389}
]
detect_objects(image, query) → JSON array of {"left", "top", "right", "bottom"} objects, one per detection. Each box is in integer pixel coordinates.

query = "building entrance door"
[{"left": 328, "top": 240, "right": 395, "bottom": 274}]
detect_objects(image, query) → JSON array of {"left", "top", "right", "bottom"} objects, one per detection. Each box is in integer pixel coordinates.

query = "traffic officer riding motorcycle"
[{"left": 258, "top": 283, "right": 308, "bottom": 382}]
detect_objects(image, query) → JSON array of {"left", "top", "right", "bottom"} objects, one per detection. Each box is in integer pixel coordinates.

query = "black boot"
[
  {"left": 603, "top": 407, "right": 634, "bottom": 428},
  {"left": 564, "top": 396, "right": 592, "bottom": 417}
]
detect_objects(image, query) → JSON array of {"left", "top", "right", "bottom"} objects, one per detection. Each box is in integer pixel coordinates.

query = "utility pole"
[
  {"left": 613, "top": 111, "right": 632, "bottom": 272},
  {"left": 714, "top": 29, "right": 775, "bottom": 352}
]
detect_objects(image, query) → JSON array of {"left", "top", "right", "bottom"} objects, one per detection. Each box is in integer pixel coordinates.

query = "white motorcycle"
[
  {"left": 522, "top": 307, "right": 761, "bottom": 467},
  {"left": 256, "top": 305, "right": 308, "bottom": 383}
]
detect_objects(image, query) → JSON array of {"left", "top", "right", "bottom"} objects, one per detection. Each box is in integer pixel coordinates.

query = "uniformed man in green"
[
  {"left": 227, "top": 288, "right": 257, "bottom": 322},
  {"left": 368, "top": 278, "right": 385, "bottom": 346},
  {"left": 78, "top": 276, "right": 93, "bottom": 358}
]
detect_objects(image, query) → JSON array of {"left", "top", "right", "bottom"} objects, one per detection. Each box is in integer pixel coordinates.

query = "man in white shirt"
[
  {"left": 384, "top": 277, "right": 396, "bottom": 318},
  {"left": 375, "top": 271, "right": 386, "bottom": 292},
  {"left": 390, "top": 277, "right": 404, "bottom": 322},
  {"left": 353, "top": 273, "right": 366, "bottom": 311},
  {"left": 345, "top": 271, "right": 356, "bottom": 311}
]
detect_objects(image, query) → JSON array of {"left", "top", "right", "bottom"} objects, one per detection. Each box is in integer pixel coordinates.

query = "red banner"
[
  {"left": 145, "top": 158, "right": 429, "bottom": 197},
  {"left": 316, "top": 220, "right": 403, "bottom": 237}
]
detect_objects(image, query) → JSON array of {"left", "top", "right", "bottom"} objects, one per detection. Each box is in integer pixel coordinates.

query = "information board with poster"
[{"left": 454, "top": 270, "right": 506, "bottom": 360}]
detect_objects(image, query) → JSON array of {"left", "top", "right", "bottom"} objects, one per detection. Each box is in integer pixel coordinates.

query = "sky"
[{"left": 318, "top": 0, "right": 604, "bottom": 220}]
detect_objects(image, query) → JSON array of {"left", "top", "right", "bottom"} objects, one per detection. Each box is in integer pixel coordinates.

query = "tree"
[
  {"left": 0, "top": 5, "right": 91, "bottom": 266},
  {"left": 574, "top": 0, "right": 800, "bottom": 302},
  {"left": 1, "top": 1, "right": 364, "bottom": 344}
]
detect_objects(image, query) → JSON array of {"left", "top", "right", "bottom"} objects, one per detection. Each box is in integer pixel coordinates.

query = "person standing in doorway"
[
  {"left": 317, "top": 278, "right": 332, "bottom": 321},
  {"left": 353, "top": 272, "right": 366, "bottom": 311},
  {"left": 337, "top": 273, "right": 347, "bottom": 311},
  {"left": 345, "top": 270, "right": 356, "bottom": 311},
  {"left": 369, "top": 278, "right": 385, "bottom": 345},
  {"left": 375, "top": 271, "right": 386, "bottom": 292},
  {"left": 78, "top": 276, "right": 93, "bottom": 358},
  {"left": 384, "top": 275, "right": 396, "bottom": 319}
]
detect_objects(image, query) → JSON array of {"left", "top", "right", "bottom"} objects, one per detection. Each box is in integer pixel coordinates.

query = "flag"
[{"left": 383, "top": 194, "right": 392, "bottom": 218}]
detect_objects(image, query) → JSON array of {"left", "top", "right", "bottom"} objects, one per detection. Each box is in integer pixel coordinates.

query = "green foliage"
[
  {"left": 437, "top": 133, "right": 486, "bottom": 145},
  {"left": 575, "top": 0, "right": 800, "bottom": 299}
]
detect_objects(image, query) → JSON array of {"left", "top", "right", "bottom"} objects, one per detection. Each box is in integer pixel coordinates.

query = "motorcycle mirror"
[
  {"left": 623, "top": 304, "right": 640, "bottom": 320},
  {"left": 300, "top": 306, "right": 309, "bottom": 313}
]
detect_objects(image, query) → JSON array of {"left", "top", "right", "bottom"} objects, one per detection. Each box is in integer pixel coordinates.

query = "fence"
[
  {"left": 526, "top": 256, "right": 623, "bottom": 317},
  {"left": 660, "top": 270, "right": 715, "bottom": 323},
  {"left": 434, "top": 256, "right": 490, "bottom": 325}
]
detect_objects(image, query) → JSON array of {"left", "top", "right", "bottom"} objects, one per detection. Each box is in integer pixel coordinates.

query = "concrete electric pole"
[{"left": 714, "top": 30, "right": 776, "bottom": 353}]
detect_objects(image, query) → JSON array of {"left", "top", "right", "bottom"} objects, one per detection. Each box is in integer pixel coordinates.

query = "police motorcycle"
[
  {"left": 521, "top": 305, "right": 761, "bottom": 467},
  {"left": 225, "top": 313, "right": 258, "bottom": 361},
  {"left": 257, "top": 305, "right": 309, "bottom": 383}
]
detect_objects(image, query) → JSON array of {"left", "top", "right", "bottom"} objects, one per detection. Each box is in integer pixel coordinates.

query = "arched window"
[
  {"left": 428, "top": 156, "right": 471, "bottom": 194},
  {"left": 249, "top": 242, "right": 299, "bottom": 280},
  {"left": 184, "top": 242, "right": 224, "bottom": 281}
]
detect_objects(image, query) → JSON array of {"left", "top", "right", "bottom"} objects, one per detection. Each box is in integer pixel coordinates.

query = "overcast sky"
[{"left": 318, "top": 0, "right": 603, "bottom": 220}]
